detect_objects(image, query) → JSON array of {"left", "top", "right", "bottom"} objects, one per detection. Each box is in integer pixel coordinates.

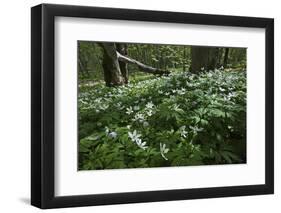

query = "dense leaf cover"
[{"left": 79, "top": 70, "right": 246, "bottom": 170}]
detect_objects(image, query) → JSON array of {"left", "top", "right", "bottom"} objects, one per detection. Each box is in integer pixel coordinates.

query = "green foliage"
[
  {"left": 78, "top": 41, "right": 104, "bottom": 80},
  {"left": 78, "top": 69, "right": 246, "bottom": 170}
]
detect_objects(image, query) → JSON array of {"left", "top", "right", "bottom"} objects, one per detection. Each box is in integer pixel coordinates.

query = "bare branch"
[{"left": 117, "top": 51, "right": 170, "bottom": 75}]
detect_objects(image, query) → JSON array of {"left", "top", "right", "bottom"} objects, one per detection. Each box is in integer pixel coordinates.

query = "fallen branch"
[{"left": 117, "top": 51, "right": 170, "bottom": 75}]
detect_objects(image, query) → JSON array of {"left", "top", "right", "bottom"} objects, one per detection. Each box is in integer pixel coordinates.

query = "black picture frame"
[{"left": 31, "top": 3, "right": 274, "bottom": 209}]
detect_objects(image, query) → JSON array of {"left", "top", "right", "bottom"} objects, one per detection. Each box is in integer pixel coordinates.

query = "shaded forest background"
[{"left": 78, "top": 41, "right": 246, "bottom": 84}]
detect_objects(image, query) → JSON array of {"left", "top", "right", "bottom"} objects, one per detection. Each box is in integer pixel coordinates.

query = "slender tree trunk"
[
  {"left": 217, "top": 48, "right": 224, "bottom": 67},
  {"left": 223, "top": 48, "right": 229, "bottom": 67},
  {"left": 116, "top": 43, "right": 129, "bottom": 84},
  {"left": 183, "top": 47, "right": 186, "bottom": 72},
  {"left": 78, "top": 57, "right": 85, "bottom": 77}
]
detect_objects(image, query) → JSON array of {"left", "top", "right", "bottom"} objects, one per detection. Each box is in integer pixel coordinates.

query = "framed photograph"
[{"left": 31, "top": 3, "right": 274, "bottom": 209}]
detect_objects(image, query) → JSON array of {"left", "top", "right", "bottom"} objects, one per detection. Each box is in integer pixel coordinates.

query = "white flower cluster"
[
  {"left": 133, "top": 112, "right": 145, "bottom": 123},
  {"left": 126, "top": 101, "right": 156, "bottom": 126},
  {"left": 171, "top": 88, "right": 186, "bottom": 95},
  {"left": 189, "top": 126, "right": 204, "bottom": 133},
  {"left": 128, "top": 130, "right": 147, "bottom": 150},
  {"left": 179, "top": 125, "right": 188, "bottom": 138},
  {"left": 169, "top": 103, "right": 183, "bottom": 113},
  {"left": 126, "top": 106, "right": 134, "bottom": 115}
]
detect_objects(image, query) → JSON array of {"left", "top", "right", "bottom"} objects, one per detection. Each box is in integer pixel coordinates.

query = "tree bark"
[
  {"left": 191, "top": 47, "right": 209, "bottom": 73},
  {"left": 183, "top": 47, "right": 186, "bottom": 72},
  {"left": 208, "top": 47, "right": 220, "bottom": 70},
  {"left": 223, "top": 48, "right": 229, "bottom": 67},
  {"left": 190, "top": 46, "right": 219, "bottom": 73},
  {"left": 78, "top": 57, "right": 85, "bottom": 76},
  {"left": 99, "top": 43, "right": 124, "bottom": 86}
]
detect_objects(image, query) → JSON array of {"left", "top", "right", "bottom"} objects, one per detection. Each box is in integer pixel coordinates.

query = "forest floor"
[{"left": 78, "top": 69, "right": 246, "bottom": 170}]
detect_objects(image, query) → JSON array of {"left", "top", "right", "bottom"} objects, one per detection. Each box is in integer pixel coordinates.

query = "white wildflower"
[
  {"left": 228, "top": 92, "right": 236, "bottom": 99},
  {"left": 179, "top": 126, "right": 188, "bottom": 138},
  {"left": 105, "top": 127, "right": 117, "bottom": 138},
  {"left": 190, "top": 126, "right": 204, "bottom": 133},
  {"left": 100, "top": 104, "right": 109, "bottom": 110},
  {"left": 128, "top": 130, "right": 147, "bottom": 150},
  {"left": 177, "top": 88, "right": 186, "bottom": 95},
  {"left": 146, "top": 110, "right": 153, "bottom": 117},
  {"left": 172, "top": 104, "right": 182, "bottom": 112},
  {"left": 219, "top": 87, "right": 226, "bottom": 92},
  {"left": 128, "top": 130, "right": 141, "bottom": 142},
  {"left": 133, "top": 112, "right": 145, "bottom": 122},
  {"left": 160, "top": 143, "right": 169, "bottom": 160},
  {"left": 108, "top": 132, "right": 117, "bottom": 138},
  {"left": 145, "top": 101, "right": 154, "bottom": 109},
  {"left": 126, "top": 106, "right": 134, "bottom": 115},
  {"left": 135, "top": 138, "right": 147, "bottom": 150},
  {"left": 95, "top": 98, "right": 102, "bottom": 104}
]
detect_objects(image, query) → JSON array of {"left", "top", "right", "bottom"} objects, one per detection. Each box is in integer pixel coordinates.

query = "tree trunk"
[
  {"left": 99, "top": 43, "right": 124, "bottom": 86},
  {"left": 78, "top": 57, "right": 85, "bottom": 77},
  {"left": 208, "top": 47, "right": 219, "bottom": 70},
  {"left": 183, "top": 47, "right": 186, "bottom": 72},
  {"left": 223, "top": 48, "right": 229, "bottom": 67},
  {"left": 116, "top": 43, "right": 129, "bottom": 84},
  {"left": 190, "top": 46, "right": 219, "bottom": 73},
  {"left": 217, "top": 48, "right": 224, "bottom": 67},
  {"left": 99, "top": 42, "right": 170, "bottom": 86},
  {"left": 191, "top": 47, "right": 209, "bottom": 73}
]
